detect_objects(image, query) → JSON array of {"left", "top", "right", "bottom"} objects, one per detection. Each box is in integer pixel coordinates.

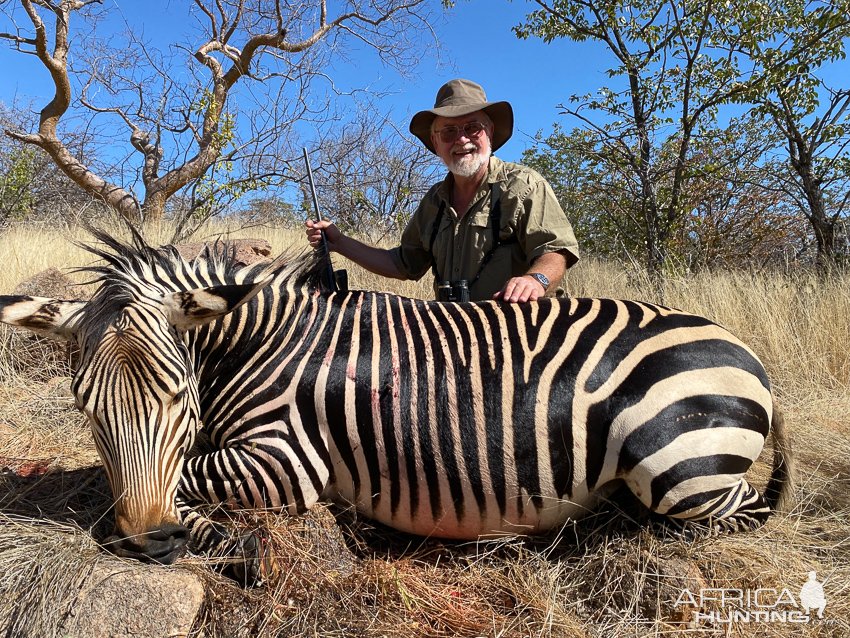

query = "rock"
[
  {"left": 175, "top": 239, "right": 273, "bottom": 267},
  {"left": 640, "top": 552, "right": 709, "bottom": 625},
  {"left": 289, "top": 503, "right": 359, "bottom": 579},
  {"left": 61, "top": 561, "right": 204, "bottom": 638},
  {"left": 194, "top": 504, "right": 360, "bottom": 638},
  {"left": 12, "top": 267, "right": 83, "bottom": 300}
]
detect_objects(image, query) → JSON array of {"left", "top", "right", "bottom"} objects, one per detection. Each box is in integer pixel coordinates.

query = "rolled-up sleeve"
[
  {"left": 517, "top": 178, "right": 580, "bottom": 267},
  {"left": 389, "top": 204, "right": 434, "bottom": 281}
]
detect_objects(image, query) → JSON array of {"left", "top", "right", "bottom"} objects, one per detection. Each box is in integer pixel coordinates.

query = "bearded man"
[{"left": 306, "top": 79, "right": 579, "bottom": 303}]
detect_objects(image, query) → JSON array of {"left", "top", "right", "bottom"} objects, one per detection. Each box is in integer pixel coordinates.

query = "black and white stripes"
[{"left": 0, "top": 230, "right": 794, "bottom": 566}]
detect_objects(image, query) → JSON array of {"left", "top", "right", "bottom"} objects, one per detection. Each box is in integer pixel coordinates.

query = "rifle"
[{"left": 303, "top": 148, "right": 348, "bottom": 293}]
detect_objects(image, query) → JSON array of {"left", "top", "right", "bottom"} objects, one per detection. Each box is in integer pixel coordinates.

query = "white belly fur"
[{"left": 326, "top": 475, "right": 613, "bottom": 540}]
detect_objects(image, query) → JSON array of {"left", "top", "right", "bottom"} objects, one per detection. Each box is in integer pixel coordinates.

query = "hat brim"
[{"left": 409, "top": 101, "right": 513, "bottom": 154}]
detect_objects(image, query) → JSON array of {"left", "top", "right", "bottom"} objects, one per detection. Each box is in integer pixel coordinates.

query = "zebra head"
[{"left": 0, "top": 233, "right": 279, "bottom": 565}]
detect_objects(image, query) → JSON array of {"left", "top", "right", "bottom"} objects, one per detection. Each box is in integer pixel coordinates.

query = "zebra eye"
[{"left": 172, "top": 388, "right": 188, "bottom": 403}]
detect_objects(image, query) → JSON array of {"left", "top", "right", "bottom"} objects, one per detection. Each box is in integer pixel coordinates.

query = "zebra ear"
[
  {"left": 162, "top": 279, "right": 272, "bottom": 330},
  {"left": 0, "top": 295, "right": 86, "bottom": 341}
]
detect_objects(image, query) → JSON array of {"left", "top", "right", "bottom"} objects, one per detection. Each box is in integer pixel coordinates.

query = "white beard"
[{"left": 447, "top": 146, "right": 491, "bottom": 178}]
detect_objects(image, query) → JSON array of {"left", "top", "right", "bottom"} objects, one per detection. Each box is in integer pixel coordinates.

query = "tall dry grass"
[
  {"left": 570, "top": 259, "right": 850, "bottom": 398},
  {"left": 0, "top": 222, "right": 848, "bottom": 637}
]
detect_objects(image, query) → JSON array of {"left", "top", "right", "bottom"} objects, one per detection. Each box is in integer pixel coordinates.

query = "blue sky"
[
  {"left": 327, "top": 1, "right": 608, "bottom": 162},
  {"left": 0, "top": 1, "right": 607, "bottom": 164},
  {"left": 0, "top": 0, "right": 847, "bottom": 165}
]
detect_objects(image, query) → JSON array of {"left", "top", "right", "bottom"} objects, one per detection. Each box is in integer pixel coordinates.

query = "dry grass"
[
  {"left": 1, "top": 223, "right": 849, "bottom": 637},
  {"left": 0, "top": 515, "right": 105, "bottom": 637}
]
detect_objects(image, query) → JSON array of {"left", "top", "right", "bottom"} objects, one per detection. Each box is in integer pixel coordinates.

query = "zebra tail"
[{"left": 763, "top": 405, "right": 796, "bottom": 513}]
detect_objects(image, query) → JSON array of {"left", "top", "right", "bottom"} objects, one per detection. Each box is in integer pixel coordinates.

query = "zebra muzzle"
[{"left": 102, "top": 522, "right": 190, "bottom": 565}]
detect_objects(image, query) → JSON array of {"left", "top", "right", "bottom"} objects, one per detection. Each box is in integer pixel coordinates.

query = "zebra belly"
[{"left": 327, "top": 467, "right": 602, "bottom": 539}]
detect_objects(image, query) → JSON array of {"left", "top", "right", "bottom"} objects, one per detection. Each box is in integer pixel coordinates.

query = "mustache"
[{"left": 451, "top": 143, "right": 478, "bottom": 153}]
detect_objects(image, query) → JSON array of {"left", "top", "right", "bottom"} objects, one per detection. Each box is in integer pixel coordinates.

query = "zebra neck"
[{"left": 188, "top": 289, "right": 351, "bottom": 430}]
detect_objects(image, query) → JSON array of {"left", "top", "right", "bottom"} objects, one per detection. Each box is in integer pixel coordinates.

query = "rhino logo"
[{"left": 799, "top": 571, "right": 826, "bottom": 619}]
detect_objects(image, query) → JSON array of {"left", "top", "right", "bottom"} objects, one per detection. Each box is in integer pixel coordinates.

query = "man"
[{"left": 306, "top": 78, "right": 579, "bottom": 302}]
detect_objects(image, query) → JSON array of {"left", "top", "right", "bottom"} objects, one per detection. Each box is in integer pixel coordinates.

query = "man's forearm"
[
  {"left": 336, "top": 235, "right": 407, "bottom": 280},
  {"left": 527, "top": 251, "right": 568, "bottom": 291}
]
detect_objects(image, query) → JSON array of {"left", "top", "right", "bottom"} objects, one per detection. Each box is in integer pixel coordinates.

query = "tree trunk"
[
  {"left": 794, "top": 151, "right": 837, "bottom": 273},
  {"left": 142, "top": 190, "right": 167, "bottom": 223},
  {"left": 810, "top": 200, "right": 837, "bottom": 273}
]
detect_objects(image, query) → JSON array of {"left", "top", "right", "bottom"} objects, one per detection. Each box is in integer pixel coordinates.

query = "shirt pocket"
[
  {"left": 468, "top": 210, "right": 495, "bottom": 254},
  {"left": 469, "top": 209, "right": 517, "bottom": 247},
  {"left": 468, "top": 210, "right": 516, "bottom": 291}
]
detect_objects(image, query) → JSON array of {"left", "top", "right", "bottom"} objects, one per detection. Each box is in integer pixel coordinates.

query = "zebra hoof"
[{"left": 221, "top": 532, "right": 275, "bottom": 588}]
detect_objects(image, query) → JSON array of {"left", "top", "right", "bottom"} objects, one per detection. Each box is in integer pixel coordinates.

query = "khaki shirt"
[{"left": 389, "top": 156, "right": 580, "bottom": 301}]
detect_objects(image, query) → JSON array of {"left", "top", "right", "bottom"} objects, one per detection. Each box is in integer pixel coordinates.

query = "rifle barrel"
[{"left": 303, "top": 148, "right": 338, "bottom": 292}]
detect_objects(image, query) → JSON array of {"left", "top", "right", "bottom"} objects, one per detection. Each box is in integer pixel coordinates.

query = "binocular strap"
[{"left": 428, "top": 181, "right": 516, "bottom": 295}]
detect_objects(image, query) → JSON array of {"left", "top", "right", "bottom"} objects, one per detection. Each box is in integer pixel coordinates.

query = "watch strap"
[{"left": 528, "top": 272, "right": 550, "bottom": 288}]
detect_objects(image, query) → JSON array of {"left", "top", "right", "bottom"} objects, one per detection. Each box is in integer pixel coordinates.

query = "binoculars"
[{"left": 436, "top": 280, "right": 470, "bottom": 303}]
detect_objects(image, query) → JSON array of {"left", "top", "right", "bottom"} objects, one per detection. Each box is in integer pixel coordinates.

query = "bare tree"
[
  {"left": 303, "top": 110, "right": 442, "bottom": 244},
  {"left": 0, "top": 0, "right": 435, "bottom": 227},
  {"left": 751, "top": 84, "right": 850, "bottom": 271},
  {"left": 711, "top": 0, "right": 850, "bottom": 272}
]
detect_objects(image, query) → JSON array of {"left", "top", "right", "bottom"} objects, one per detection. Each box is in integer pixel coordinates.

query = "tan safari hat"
[{"left": 409, "top": 79, "right": 514, "bottom": 154}]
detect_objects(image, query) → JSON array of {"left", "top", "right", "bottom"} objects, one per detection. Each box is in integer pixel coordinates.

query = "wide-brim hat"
[{"left": 409, "top": 79, "right": 513, "bottom": 154}]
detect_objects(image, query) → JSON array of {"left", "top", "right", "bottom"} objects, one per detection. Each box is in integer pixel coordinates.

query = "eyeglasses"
[{"left": 433, "top": 121, "right": 488, "bottom": 144}]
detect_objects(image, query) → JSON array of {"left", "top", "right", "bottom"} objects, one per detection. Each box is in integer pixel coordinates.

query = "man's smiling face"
[{"left": 430, "top": 112, "right": 493, "bottom": 179}]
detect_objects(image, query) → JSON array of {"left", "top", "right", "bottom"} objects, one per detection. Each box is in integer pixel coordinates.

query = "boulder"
[
  {"left": 175, "top": 239, "right": 273, "bottom": 267},
  {"left": 12, "top": 267, "right": 83, "bottom": 300},
  {"left": 60, "top": 562, "right": 204, "bottom": 638},
  {"left": 282, "top": 502, "right": 359, "bottom": 579},
  {"left": 640, "top": 552, "right": 709, "bottom": 625}
]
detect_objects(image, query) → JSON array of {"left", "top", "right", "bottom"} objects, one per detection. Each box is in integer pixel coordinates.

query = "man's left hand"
[{"left": 493, "top": 276, "right": 545, "bottom": 303}]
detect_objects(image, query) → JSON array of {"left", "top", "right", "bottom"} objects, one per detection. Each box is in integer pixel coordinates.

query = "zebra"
[{"left": 0, "top": 228, "right": 794, "bottom": 581}]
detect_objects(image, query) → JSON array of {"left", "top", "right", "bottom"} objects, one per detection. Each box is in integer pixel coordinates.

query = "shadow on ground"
[
  {"left": 0, "top": 465, "right": 113, "bottom": 538},
  {"left": 325, "top": 484, "right": 654, "bottom": 565},
  {"left": 0, "top": 462, "right": 670, "bottom": 570}
]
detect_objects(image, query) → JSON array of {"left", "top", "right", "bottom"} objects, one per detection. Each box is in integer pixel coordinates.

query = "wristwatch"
[{"left": 527, "top": 272, "right": 550, "bottom": 289}]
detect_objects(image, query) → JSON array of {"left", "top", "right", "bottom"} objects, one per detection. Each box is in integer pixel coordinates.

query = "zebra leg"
[
  {"left": 179, "top": 438, "right": 330, "bottom": 513},
  {"left": 637, "top": 478, "right": 772, "bottom": 539},
  {"left": 664, "top": 479, "right": 772, "bottom": 533},
  {"left": 622, "top": 446, "right": 772, "bottom": 537},
  {"left": 176, "top": 500, "right": 230, "bottom": 555},
  {"left": 176, "top": 496, "right": 273, "bottom": 587},
  {"left": 176, "top": 440, "right": 330, "bottom": 584},
  {"left": 620, "top": 405, "right": 773, "bottom": 537}
]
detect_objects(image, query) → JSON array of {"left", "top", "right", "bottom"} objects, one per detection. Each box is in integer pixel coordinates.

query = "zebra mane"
[{"left": 71, "top": 225, "right": 328, "bottom": 342}]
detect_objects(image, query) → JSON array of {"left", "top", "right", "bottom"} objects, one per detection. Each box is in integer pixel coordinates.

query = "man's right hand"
[
  {"left": 304, "top": 219, "right": 405, "bottom": 280},
  {"left": 305, "top": 219, "right": 342, "bottom": 251}
]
